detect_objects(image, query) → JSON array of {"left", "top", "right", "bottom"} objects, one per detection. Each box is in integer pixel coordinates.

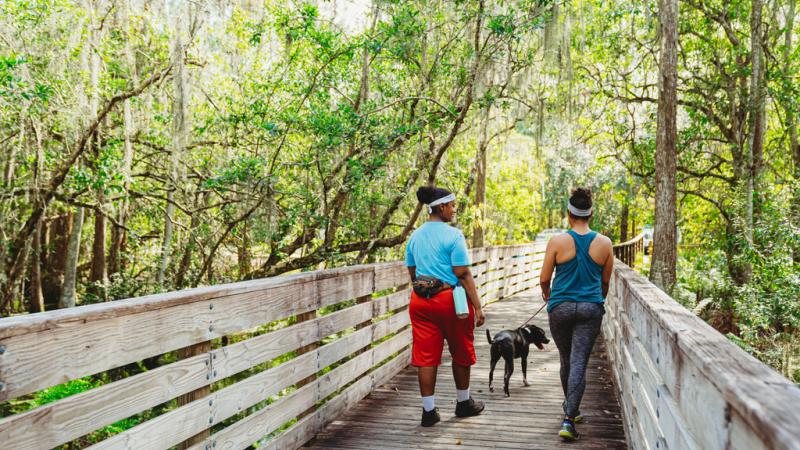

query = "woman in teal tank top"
[
  {"left": 546, "top": 229, "right": 605, "bottom": 312},
  {"left": 539, "top": 188, "right": 614, "bottom": 442}
]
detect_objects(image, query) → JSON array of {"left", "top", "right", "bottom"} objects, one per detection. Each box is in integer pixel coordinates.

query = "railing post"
[
  {"left": 177, "top": 339, "right": 212, "bottom": 450},
  {"left": 295, "top": 310, "right": 319, "bottom": 420}
]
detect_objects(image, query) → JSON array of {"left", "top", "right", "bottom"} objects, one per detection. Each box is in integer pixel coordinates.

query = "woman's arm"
[
  {"left": 601, "top": 238, "right": 614, "bottom": 298},
  {"left": 539, "top": 239, "right": 558, "bottom": 302},
  {"left": 408, "top": 266, "right": 416, "bottom": 282},
  {"left": 453, "top": 266, "right": 485, "bottom": 327}
]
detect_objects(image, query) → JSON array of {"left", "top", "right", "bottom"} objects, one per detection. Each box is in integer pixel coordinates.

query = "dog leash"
[{"left": 520, "top": 302, "right": 547, "bottom": 327}]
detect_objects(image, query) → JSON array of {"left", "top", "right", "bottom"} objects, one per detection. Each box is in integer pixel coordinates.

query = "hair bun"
[
  {"left": 570, "top": 187, "right": 593, "bottom": 210},
  {"left": 416, "top": 186, "right": 437, "bottom": 204}
]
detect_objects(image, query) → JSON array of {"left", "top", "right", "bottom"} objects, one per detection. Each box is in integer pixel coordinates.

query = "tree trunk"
[
  {"left": 90, "top": 207, "right": 106, "bottom": 297},
  {"left": 727, "top": 0, "right": 765, "bottom": 285},
  {"left": 472, "top": 104, "right": 490, "bottom": 248},
  {"left": 784, "top": 0, "right": 799, "bottom": 263},
  {"left": 42, "top": 214, "right": 71, "bottom": 309},
  {"left": 786, "top": 0, "right": 798, "bottom": 173},
  {"left": 4, "top": 109, "right": 26, "bottom": 188},
  {"left": 747, "top": 0, "right": 766, "bottom": 224},
  {"left": 175, "top": 208, "right": 201, "bottom": 288},
  {"left": 620, "top": 201, "right": 629, "bottom": 242},
  {"left": 649, "top": 0, "right": 678, "bottom": 294},
  {"left": 89, "top": 129, "right": 107, "bottom": 296},
  {"left": 108, "top": 225, "right": 123, "bottom": 277},
  {"left": 28, "top": 219, "right": 45, "bottom": 313},
  {"left": 238, "top": 222, "right": 251, "bottom": 279},
  {"left": 158, "top": 2, "right": 189, "bottom": 287},
  {"left": 543, "top": 3, "right": 560, "bottom": 65},
  {"left": 60, "top": 207, "right": 84, "bottom": 309},
  {"left": 110, "top": 0, "right": 138, "bottom": 277}
]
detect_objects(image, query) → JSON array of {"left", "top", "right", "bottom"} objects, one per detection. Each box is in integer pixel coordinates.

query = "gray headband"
[
  {"left": 428, "top": 193, "right": 456, "bottom": 213},
  {"left": 567, "top": 202, "right": 592, "bottom": 217}
]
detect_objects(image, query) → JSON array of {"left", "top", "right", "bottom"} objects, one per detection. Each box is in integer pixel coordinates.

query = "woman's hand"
[{"left": 474, "top": 307, "right": 485, "bottom": 327}]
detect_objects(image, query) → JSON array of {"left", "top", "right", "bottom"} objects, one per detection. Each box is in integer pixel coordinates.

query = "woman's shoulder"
[
  {"left": 549, "top": 232, "right": 573, "bottom": 245},
  {"left": 592, "top": 232, "right": 613, "bottom": 246}
]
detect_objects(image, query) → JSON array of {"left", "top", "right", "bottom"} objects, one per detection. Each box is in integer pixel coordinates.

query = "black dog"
[{"left": 486, "top": 325, "right": 550, "bottom": 397}]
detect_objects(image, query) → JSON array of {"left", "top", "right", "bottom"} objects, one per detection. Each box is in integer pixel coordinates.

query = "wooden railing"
[
  {"left": 613, "top": 232, "right": 645, "bottom": 267},
  {"left": 0, "top": 242, "right": 546, "bottom": 450},
  {"left": 604, "top": 260, "right": 800, "bottom": 450}
]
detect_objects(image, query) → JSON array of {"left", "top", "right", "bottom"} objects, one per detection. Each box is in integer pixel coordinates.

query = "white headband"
[
  {"left": 567, "top": 202, "right": 592, "bottom": 217},
  {"left": 428, "top": 193, "right": 456, "bottom": 213}
]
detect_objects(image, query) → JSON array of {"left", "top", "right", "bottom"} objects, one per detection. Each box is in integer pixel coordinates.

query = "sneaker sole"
[
  {"left": 455, "top": 405, "right": 485, "bottom": 418},
  {"left": 558, "top": 430, "right": 579, "bottom": 441}
]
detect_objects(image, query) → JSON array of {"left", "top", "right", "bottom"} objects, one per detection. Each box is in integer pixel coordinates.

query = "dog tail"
[{"left": 486, "top": 329, "right": 493, "bottom": 345}]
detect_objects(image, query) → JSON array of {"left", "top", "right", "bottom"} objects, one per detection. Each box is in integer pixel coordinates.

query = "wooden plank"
[
  {"left": 0, "top": 282, "right": 312, "bottom": 401},
  {"left": 372, "top": 288, "right": 410, "bottom": 316},
  {"left": 0, "top": 263, "right": 384, "bottom": 403},
  {"left": 0, "top": 273, "right": 320, "bottom": 339},
  {"left": 673, "top": 350, "right": 729, "bottom": 450},
  {"left": 201, "top": 333, "right": 411, "bottom": 450},
  {"left": 656, "top": 387, "right": 702, "bottom": 450},
  {"left": 88, "top": 312, "right": 410, "bottom": 450},
  {"left": 629, "top": 340, "right": 663, "bottom": 415},
  {"left": 89, "top": 351, "right": 319, "bottom": 450},
  {"left": 202, "top": 376, "right": 319, "bottom": 450},
  {"left": 373, "top": 261, "right": 407, "bottom": 291},
  {"left": 262, "top": 349, "right": 411, "bottom": 450},
  {"left": 632, "top": 371, "right": 667, "bottom": 450},
  {"left": 0, "top": 352, "right": 210, "bottom": 450},
  {"left": 729, "top": 408, "right": 771, "bottom": 450}
]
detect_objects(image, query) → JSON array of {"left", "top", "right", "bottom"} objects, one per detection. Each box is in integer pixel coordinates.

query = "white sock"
[
  {"left": 456, "top": 388, "right": 470, "bottom": 402},
  {"left": 422, "top": 395, "right": 435, "bottom": 412}
]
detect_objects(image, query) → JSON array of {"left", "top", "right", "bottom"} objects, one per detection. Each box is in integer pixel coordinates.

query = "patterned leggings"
[{"left": 548, "top": 302, "right": 605, "bottom": 418}]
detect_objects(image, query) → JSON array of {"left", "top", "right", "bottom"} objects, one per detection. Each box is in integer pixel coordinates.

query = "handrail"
[
  {"left": 0, "top": 242, "right": 547, "bottom": 450},
  {"left": 604, "top": 262, "right": 800, "bottom": 450},
  {"left": 612, "top": 232, "right": 646, "bottom": 267}
]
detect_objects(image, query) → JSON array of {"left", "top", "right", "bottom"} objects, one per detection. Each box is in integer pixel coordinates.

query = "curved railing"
[
  {"left": 0, "top": 242, "right": 546, "bottom": 450},
  {"left": 612, "top": 232, "right": 646, "bottom": 268}
]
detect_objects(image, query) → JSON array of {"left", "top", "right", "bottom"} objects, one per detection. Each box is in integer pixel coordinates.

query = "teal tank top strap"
[{"left": 567, "top": 230, "right": 597, "bottom": 255}]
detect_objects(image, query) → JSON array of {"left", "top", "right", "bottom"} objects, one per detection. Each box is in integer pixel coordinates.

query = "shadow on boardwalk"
[{"left": 306, "top": 293, "right": 627, "bottom": 450}]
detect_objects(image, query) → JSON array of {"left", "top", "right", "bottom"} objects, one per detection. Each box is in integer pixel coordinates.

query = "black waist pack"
[{"left": 413, "top": 275, "right": 450, "bottom": 299}]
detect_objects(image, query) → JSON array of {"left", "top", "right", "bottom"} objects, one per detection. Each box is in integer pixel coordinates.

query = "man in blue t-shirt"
[{"left": 405, "top": 185, "right": 486, "bottom": 427}]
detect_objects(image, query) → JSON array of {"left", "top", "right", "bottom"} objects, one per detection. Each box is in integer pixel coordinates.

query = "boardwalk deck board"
[{"left": 305, "top": 293, "right": 627, "bottom": 450}]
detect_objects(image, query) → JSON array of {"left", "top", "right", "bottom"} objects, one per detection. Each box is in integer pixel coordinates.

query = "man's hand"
[{"left": 474, "top": 308, "right": 485, "bottom": 327}]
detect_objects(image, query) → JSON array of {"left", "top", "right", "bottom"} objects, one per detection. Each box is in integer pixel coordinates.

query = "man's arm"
[
  {"left": 539, "top": 238, "right": 557, "bottom": 302},
  {"left": 453, "top": 266, "right": 485, "bottom": 327},
  {"left": 408, "top": 266, "right": 416, "bottom": 282}
]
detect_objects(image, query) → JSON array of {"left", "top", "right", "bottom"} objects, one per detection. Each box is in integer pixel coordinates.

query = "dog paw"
[
  {"left": 523, "top": 381, "right": 530, "bottom": 387},
  {"left": 489, "top": 386, "right": 494, "bottom": 392}
]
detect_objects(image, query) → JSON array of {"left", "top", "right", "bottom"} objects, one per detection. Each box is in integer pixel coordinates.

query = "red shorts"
[{"left": 409, "top": 289, "right": 476, "bottom": 367}]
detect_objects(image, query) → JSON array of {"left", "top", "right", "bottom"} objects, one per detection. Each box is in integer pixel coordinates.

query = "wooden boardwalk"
[{"left": 306, "top": 293, "right": 628, "bottom": 450}]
